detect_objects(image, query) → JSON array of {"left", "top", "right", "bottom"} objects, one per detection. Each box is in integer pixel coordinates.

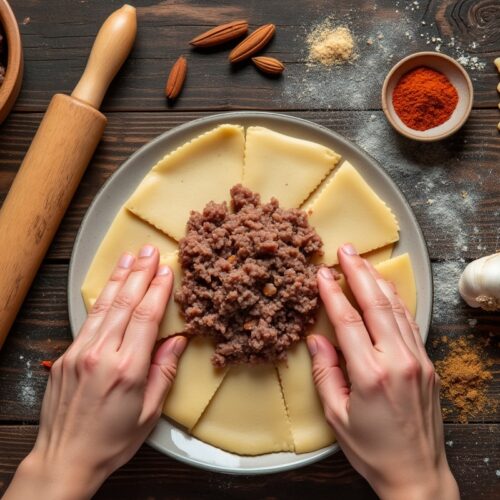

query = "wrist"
[
  {"left": 6, "top": 451, "right": 104, "bottom": 500},
  {"left": 374, "top": 464, "right": 459, "bottom": 500}
]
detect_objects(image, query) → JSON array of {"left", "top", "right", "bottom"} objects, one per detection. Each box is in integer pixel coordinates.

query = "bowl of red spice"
[{"left": 382, "top": 52, "right": 473, "bottom": 142}]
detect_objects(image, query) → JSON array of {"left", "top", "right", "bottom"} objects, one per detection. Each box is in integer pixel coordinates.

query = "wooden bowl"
[
  {"left": 0, "top": 0, "right": 23, "bottom": 125},
  {"left": 382, "top": 52, "right": 473, "bottom": 142}
]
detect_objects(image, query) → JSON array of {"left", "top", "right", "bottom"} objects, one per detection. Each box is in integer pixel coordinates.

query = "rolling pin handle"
[{"left": 72, "top": 4, "right": 137, "bottom": 110}]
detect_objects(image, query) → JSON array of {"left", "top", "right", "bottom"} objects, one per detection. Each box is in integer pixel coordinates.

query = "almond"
[
  {"left": 190, "top": 20, "right": 248, "bottom": 48},
  {"left": 252, "top": 56, "right": 285, "bottom": 75},
  {"left": 165, "top": 56, "right": 187, "bottom": 100},
  {"left": 229, "top": 24, "right": 276, "bottom": 64}
]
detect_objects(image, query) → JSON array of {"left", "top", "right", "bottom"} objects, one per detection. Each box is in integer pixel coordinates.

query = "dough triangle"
[
  {"left": 306, "top": 162, "right": 399, "bottom": 265},
  {"left": 192, "top": 364, "right": 294, "bottom": 455},
  {"left": 276, "top": 342, "right": 336, "bottom": 453},
  {"left": 126, "top": 124, "right": 245, "bottom": 241},
  {"left": 243, "top": 126, "right": 341, "bottom": 208},
  {"left": 81, "top": 208, "right": 177, "bottom": 310},
  {"left": 163, "top": 337, "right": 228, "bottom": 430}
]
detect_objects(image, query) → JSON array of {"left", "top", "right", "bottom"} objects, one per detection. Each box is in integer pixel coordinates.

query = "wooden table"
[{"left": 0, "top": 1, "right": 498, "bottom": 498}]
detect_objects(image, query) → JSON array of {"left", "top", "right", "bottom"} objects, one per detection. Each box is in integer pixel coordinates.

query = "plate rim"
[{"left": 68, "top": 110, "right": 433, "bottom": 475}]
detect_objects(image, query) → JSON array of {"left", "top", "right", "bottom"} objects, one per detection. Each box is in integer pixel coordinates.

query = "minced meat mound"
[{"left": 175, "top": 184, "right": 322, "bottom": 367}]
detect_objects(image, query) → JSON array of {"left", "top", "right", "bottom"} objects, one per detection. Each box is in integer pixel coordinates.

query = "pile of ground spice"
[
  {"left": 392, "top": 66, "right": 458, "bottom": 131},
  {"left": 307, "top": 23, "right": 357, "bottom": 66},
  {"left": 435, "top": 336, "right": 494, "bottom": 423}
]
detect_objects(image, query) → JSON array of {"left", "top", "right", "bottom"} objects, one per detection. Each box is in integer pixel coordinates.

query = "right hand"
[{"left": 307, "top": 243, "right": 459, "bottom": 500}]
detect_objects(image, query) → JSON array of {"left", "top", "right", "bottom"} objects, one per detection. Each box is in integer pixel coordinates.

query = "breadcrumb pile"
[{"left": 307, "top": 23, "right": 358, "bottom": 66}]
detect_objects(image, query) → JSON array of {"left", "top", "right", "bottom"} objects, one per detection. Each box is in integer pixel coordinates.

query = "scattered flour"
[
  {"left": 353, "top": 114, "right": 483, "bottom": 257},
  {"left": 21, "top": 385, "right": 36, "bottom": 408},
  {"left": 17, "top": 355, "right": 37, "bottom": 409},
  {"left": 433, "top": 261, "right": 464, "bottom": 324},
  {"left": 349, "top": 113, "right": 488, "bottom": 325}
]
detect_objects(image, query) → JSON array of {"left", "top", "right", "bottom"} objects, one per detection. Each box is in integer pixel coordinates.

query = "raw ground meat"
[{"left": 175, "top": 184, "right": 323, "bottom": 367}]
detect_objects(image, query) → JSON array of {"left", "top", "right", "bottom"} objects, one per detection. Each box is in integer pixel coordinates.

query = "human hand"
[
  {"left": 5, "top": 245, "right": 186, "bottom": 500},
  {"left": 307, "top": 244, "right": 459, "bottom": 500}
]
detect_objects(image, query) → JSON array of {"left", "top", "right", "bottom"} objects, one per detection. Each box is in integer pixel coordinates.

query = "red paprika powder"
[{"left": 392, "top": 66, "right": 458, "bottom": 131}]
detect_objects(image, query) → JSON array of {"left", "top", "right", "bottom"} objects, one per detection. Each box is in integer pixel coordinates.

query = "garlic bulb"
[{"left": 459, "top": 252, "right": 500, "bottom": 311}]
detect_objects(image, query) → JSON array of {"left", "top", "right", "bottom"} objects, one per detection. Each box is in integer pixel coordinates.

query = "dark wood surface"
[{"left": 0, "top": 1, "right": 499, "bottom": 498}]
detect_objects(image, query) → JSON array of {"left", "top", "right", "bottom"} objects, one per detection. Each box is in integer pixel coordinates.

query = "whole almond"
[
  {"left": 190, "top": 20, "right": 248, "bottom": 48},
  {"left": 229, "top": 24, "right": 276, "bottom": 64},
  {"left": 165, "top": 56, "right": 187, "bottom": 100},
  {"left": 252, "top": 56, "right": 285, "bottom": 75}
]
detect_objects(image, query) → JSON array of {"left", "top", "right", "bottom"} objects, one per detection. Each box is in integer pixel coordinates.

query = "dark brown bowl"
[{"left": 0, "top": 0, "right": 23, "bottom": 125}]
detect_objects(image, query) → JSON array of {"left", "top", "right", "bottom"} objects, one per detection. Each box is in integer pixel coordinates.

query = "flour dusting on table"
[{"left": 351, "top": 113, "right": 488, "bottom": 325}]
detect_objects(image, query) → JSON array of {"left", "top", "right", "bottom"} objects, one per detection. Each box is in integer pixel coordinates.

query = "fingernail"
[
  {"left": 156, "top": 337, "right": 186, "bottom": 364},
  {"left": 306, "top": 336, "right": 318, "bottom": 356},
  {"left": 170, "top": 336, "right": 187, "bottom": 357},
  {"left": 342, "top": 243, "right": 357, "bottom": 255},
  {"left": 156, "top": 265, "right": 170, "bottom": 276},
  {"left": 139, "top": 244, "right": 155, "bottom": 258},
  {"left": 319, "top": 267, "right": 334, "bottom": 280},
  {"left": 118, "top": 253, "right": 135, "bottom": 269}
]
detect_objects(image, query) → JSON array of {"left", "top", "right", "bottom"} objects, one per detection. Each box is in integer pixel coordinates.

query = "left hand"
[{"left": 4, "top": 245, "right": 186, "bottom": 500}]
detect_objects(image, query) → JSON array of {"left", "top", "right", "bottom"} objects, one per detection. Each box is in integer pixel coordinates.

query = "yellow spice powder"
[{"left": 307, "top": 24, "right": 357, "bottom": 66}]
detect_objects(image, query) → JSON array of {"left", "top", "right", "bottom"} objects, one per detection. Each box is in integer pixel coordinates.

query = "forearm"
[{"left": 3, "top": 452, "right": 104, "bottom": 500}]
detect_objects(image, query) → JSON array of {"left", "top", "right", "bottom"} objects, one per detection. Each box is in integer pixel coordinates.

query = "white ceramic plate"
[{"left": 68, "top": 112, "right": 432, "bottom": 475}]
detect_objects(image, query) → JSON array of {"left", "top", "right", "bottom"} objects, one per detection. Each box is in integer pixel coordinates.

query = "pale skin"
[{"left": 4, "top": 243, "right": 459, "bottom": 499}]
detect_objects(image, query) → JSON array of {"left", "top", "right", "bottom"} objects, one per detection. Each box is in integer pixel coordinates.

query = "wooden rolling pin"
[{"left": 0, "top": 5, "right": 137, "bottom": 349}]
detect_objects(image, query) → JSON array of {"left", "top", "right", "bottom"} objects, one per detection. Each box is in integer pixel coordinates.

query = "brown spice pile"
[
  {"left": 307, "top": 22, "right": 357, "bottom": 67},
  {"left": 435, "top": 336, "right": 494, "bottom": 423}
]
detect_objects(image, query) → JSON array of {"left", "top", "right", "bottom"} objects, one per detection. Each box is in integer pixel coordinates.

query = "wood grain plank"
[
  {"left": 7, "top": 0, "right": 499, "bottom": 112},
  {"left": 0, "top": 424, "right": 498, "bottom": 499},
  {"left": 0, "top": 110, "right": 498, "bottom": 262},
  {"left": 0, "top": 263, "right": 498, "bottom": 423}
]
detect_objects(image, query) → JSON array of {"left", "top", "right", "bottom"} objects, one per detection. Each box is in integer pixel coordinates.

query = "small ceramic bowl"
[
  {"left": 0, "top": 0, "right": 23, "bottom": 125},
  {"left": 382, "top": 52, "right": 473, "bottom": 142}
]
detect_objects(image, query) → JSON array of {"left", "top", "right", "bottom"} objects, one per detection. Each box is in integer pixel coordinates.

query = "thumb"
[
  {"left": 140, "top": 336, "right": 187, "bottom": 425},
  {"left": 307, "top": 334, "right": 350, "bottom": 425}
]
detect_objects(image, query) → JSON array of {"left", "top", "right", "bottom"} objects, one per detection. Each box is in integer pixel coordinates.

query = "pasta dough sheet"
[
  {"left": 81, "top": 208, "right": 177, "bottom": 310},
  {"left": 192, "top": 364, "right": 294, "bottom": 455},
  {"left": 126, "top": 124, "right": 245, "bottom": 241},
  {"left": 361, "top": 244, "right": 394, "bottom": 265},
  {"left": 163, "top": 337, "right": 228, "bottom": 430},
  {"left": 276, "top": 342, "right": 336, "bottom": 453},
  {"left": 310, "top": 253, "right": 416, "bottom": 346},
  {"left": 306, "top": 162, "right": 399, "bottom": 265},
  {"left": 157, "top": 252, "right": 185, "bottom": 339},
  {"left": 243, "top": 126, "right": 341, "bottom": 208}
]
